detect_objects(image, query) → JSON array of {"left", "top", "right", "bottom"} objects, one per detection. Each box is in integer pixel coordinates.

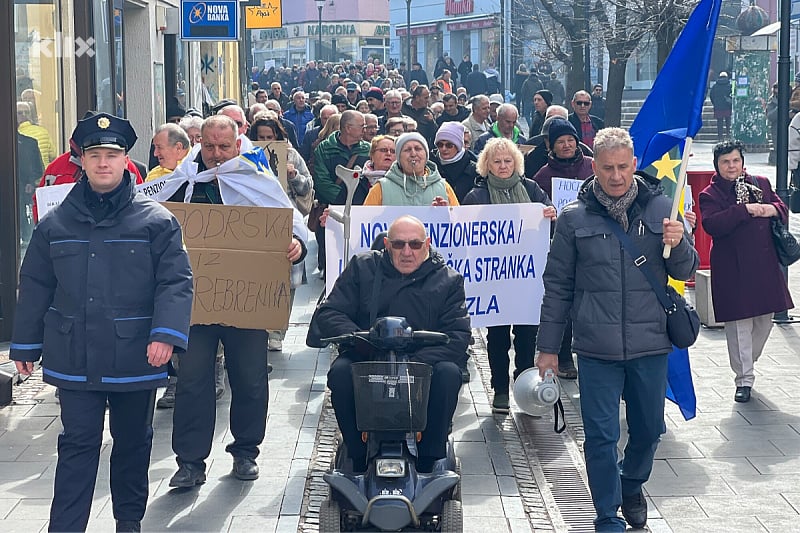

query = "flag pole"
[{"left": 663, "top": 136, "right": 693, "bottom": 259}]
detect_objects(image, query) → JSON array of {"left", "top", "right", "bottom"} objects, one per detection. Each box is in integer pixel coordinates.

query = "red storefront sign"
[
  {"left": 396, "top": 24, "right": 439, "bottom": 37},
  {"left": 445, "top": 0, "right": 474, "bottom": 16},
  {"left": 446, "top": 18, "right": 496, "bottom": 31}
]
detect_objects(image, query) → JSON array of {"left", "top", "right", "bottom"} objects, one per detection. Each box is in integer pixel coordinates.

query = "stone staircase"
[{"left": 620, "top": 99, "right": 721, "bottom": 143}]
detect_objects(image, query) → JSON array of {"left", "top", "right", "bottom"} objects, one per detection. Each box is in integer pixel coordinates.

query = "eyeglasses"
[
  {"left": 388, "top": 239, "right": 425, "bottom": 250},
  {"left": 575, "top": 101, "right": 591, "bottom": 106},
  {"left": 386, "top": 100, "right": 401, "bottom": 105},
  {"left": 235, "top": 121, "right": 244, "bottom": 127},
  {"left": 374, "top": 147, "right": 395, "bottom": 154},
  {"left": 436, "top": 141, "right": 455, "bottom": 149}
]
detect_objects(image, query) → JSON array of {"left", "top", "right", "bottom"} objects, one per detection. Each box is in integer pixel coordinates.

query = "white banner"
[
  {"left": 550, "top": 177, "right": 583, "bottom": 214},
  {"left": 33, "top": 175, "right": 175, "bottom": 221},
  {"left": 35, "top": 183, "right": 75, "bottom": 220},
  {"left": 324, "top": 204, "right": 551, "bottom": 328},
  {"left": 136, "top": 175, "right": 174, "bottom": 198}
]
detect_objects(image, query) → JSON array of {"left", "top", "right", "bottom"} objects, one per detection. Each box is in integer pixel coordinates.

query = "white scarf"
[{"left": 152, "top": 144, "right": 307, "bottom": 241}]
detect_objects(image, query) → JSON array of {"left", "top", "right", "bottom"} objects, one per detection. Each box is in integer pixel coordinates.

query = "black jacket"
[
  {"left": 465, "top": 71, "right": 488, "bottom": 96},
  {"left": 462, "top": 175, "right": 553, "bottom": 207},
  {"left": 308, "top": 250, "right": 471, "bottom": 368},
  {"left": 430, "top": 149, "right": 480, "bottom": 203},
  {"left": 11, "top": 173, "right": 193, "bottom": 391}
]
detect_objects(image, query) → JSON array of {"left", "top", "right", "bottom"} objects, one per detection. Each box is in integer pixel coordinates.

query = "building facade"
[
  {"left": 0, "top": 0, "right": 213, "bottom": 341},
  {"left": 389, "top": 0, "right": 501, "bottom": 80},
  {"left": 249, "top": 0, "right": 389, "bottom": 68}
]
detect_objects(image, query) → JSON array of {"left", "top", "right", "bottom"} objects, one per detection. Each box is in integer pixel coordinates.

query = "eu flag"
[
  {"left": 630, "top": 0, "right": 722, "bottom": 421},
  {"left": 630, "top": 0, "right": 723, "bottom": 170}
]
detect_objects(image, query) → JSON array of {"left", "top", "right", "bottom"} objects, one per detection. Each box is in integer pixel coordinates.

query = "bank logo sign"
[{"left": 181, "top": 0, "right": 240, "bottom": 41}]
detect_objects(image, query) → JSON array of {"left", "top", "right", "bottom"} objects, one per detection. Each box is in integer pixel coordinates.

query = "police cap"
[{"left": 73, "top": 112, "right": 137, "bottom": 152}]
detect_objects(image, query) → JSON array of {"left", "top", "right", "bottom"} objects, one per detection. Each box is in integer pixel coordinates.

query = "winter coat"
[
  {"left": 430, "top": 149, "right": 480, "bottom": 202},
  {"left": 462, "top": 175, "right": 553, "bottom": 208},
  {"left": 465, "top": 71, "right": 488, "bottom": 96},
  {"left": 568, "top": 113, "right": 605, "bottom": 147},
  {"left": 364, "top": 161, "right": 457, "bottom": 206},
  {"left": 533, "top": 151, "right": 595, "bottom": 199},
  {"left": 537, "top": 173, "right": 698, "bottom": 360},
  {"left": 10, "top": 173, "right": 193, "bottom": 391},
  {"left": 284, "top": 104, "right": 315, "bottom": 146},
  {"left": 709, "top": 78, "right": 732, "bottom": 113},
  {"left": 312, "top": 131, "right": 371, "bottom": 205},
  {"left": 699, "top": 173, "right": 793, "bottom": 322},
  {"left": 308, "top": 250, "right": 471, "bottom": 368},
  {"left": 520, "top": 76, "right": 543, "bottom": 108}
]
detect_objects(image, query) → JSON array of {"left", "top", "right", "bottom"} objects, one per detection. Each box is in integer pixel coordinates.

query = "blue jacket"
[
  {"left": 284, "top": 105, "right": 315, "bottom": 146},
  {"left": 10, "top": 173, "right": 194, "bottom": 391}
]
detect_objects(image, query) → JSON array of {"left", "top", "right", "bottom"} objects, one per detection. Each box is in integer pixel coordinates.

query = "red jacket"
[{"left": 33, "top": 151, "right": 143, "bottom": 222}]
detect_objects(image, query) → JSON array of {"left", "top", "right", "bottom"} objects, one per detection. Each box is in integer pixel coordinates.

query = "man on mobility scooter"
[{"left": 308, "top": 215, "right": 470, "bottom": 531}]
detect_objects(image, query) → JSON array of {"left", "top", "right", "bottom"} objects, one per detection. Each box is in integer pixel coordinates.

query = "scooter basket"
[{"left": 351, "top": 361, "right": 432, "bottom": 432}]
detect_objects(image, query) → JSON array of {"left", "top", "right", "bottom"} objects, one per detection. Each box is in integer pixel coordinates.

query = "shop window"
[{"left": 14, "top": 0, "right": 63, "bottom": 255}]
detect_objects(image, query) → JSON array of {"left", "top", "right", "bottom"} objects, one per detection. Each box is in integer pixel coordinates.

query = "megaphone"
[{"left": 513, "top": 367, "right": 561, "bottom": 417}]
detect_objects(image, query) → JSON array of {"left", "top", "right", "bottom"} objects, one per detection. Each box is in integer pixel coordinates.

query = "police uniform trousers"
[
  {"left": 172, "top": 325, "right": 269, "bottom": 470},
  {"left": 328, "top": 355, "right": 462, "bottom": 471},
  {"left": 50, "top": 388, "right": 156, "bottom": 532}
]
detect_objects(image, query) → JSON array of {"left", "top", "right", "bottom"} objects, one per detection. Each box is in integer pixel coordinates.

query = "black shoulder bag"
[{"left": 604, "top": 219, "right": 700, "bottom": 349}]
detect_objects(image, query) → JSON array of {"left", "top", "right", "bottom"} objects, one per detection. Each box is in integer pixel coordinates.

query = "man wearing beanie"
[
  {"left": 530, "top": 89, "right": 553, "bottom": 136},
  {"left": 430, "top": 121, "right": 479, "bottom": 202},
  {"left": 365, "top": 88, "right": 386, "bottom": 117}
]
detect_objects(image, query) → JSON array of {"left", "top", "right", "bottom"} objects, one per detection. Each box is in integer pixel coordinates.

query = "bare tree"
[{"left": 535, "top": 0, "right": 592, "bottom": 99}]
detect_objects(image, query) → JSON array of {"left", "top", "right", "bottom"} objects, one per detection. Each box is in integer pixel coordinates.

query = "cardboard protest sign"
[
  {"left": 163, "top": 202, "right": 292, "bottom": 330},
  {"left": 35, "top": 183, "right": 75, "bottom": 220},
  {"left": 550, "top": 177, "right": 584, "bottom": 214},
  {"left": 324, "top": 205, "right": 551, "bottom": 328},
  {"left": 252, "top": 141, "right": 288, "bottom": 191}
]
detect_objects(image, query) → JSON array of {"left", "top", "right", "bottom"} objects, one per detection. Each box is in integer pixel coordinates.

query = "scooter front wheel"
[
  {"left": 440, "top": 499, "right": 463, "bottom": 532},
  {"left": 320, "top": 498, "right": 341, "bottom": 532}
]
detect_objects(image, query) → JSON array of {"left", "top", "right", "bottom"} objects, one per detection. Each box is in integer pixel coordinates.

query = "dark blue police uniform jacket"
[{"left": 10, "top": 173, "right": 194, "bottom": 391}]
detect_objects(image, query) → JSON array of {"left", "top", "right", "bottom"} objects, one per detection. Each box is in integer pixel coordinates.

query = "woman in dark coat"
[
  {"left": 699, "top": 141, "right": 793, "bottom": 403},
  {"left": 463, "top": 138, "right": 557, "bottom": 413},
  {"left": 429, "top": 121, "right": 479, "bottom": 202}
]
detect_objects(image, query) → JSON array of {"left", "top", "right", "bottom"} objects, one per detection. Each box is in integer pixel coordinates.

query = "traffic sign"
[
  {"left": 245, "top": 1, "right": 281, "bottom": 30},
  {"left": 181, "top": 1, "right": 240, "bottom": 41}
]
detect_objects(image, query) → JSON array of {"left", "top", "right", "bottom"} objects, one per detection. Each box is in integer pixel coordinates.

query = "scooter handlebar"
[
  {"left": 410, "top": 331, "right": 450, "bottom": 347},
  {"left": 319, "top": 331, "right": 371, "bottom": 345}
]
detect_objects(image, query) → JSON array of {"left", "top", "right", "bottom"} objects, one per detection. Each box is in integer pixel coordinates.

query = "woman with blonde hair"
[{"left": 463, "top": 137, "right": 557, "bottom": 412}]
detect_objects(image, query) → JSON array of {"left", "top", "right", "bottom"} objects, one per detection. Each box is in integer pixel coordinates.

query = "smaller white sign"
[
  {"left": 35, "top": 183, "right": 75, "bottom": 220},
  {"left": 550, "top": 177, "right": 584, "bottom": 214},
  {"left": 136, "top": 175, "right": 174, "bottom": 198}
]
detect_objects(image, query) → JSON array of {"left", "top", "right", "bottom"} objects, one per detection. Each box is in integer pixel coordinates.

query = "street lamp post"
[
  {"left": 315, "top": 0, "right": 324, "bottom": 62},
  {"left": 406, "top": 0, "right": 412, "bottom": 71}
]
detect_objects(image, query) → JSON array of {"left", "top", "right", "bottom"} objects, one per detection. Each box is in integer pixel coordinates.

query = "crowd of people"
[{"left": 8, "top": 53, "right": 796, "bottom": 533}]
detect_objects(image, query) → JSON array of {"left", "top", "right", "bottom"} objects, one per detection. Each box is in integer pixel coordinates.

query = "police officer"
[{"left": 10, "top": 112, "right": 194, "bottom": 533}]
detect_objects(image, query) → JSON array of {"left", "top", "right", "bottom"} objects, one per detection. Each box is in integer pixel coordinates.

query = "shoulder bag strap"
[{"left": 603, "top": 218, "right": 676, "bottom": 314}]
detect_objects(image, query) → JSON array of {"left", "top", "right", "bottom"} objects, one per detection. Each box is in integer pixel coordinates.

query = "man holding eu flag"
[{"left": 536, "top": 128, "right": 697, "bottom": 531}]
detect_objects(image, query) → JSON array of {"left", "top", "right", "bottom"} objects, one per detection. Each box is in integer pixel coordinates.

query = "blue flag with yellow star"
[
  {"left": 629, "top": 0, "right": 722, "bottom": 422},
  {"left": 643, "top": 147, "right": 697, "bottom": 421},
  {"left": 630, "top": 0, "right": 722, "bottom": 169}
]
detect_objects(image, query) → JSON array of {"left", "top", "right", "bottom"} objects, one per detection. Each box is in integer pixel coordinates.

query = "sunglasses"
[
  {"left": 575, "top": 101, "right": 591, "bottom": 106},
  {"left": 436, "top": 141, "right": 455, "bottom": 149},
  {"left": 388, "top": 239, "right": 425, "bottom": 250}
]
